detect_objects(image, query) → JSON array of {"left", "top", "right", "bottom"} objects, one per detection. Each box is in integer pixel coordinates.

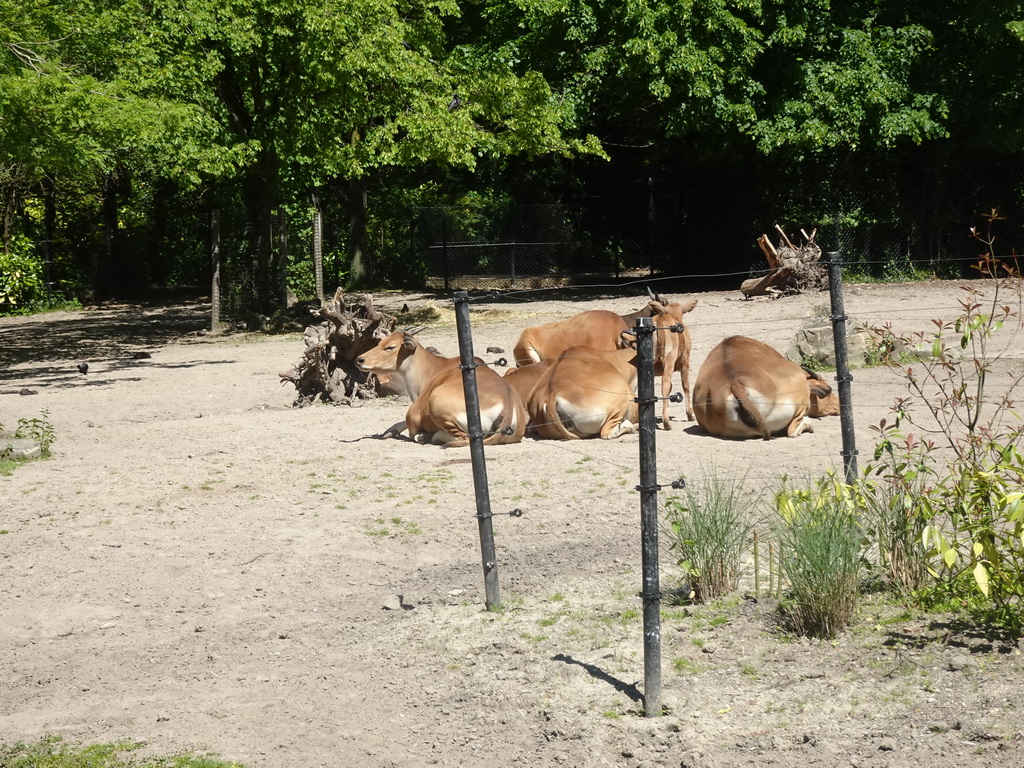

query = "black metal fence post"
[
  {"left": 635, "top": 316, "right": 662, "bottom": 717},
  {"left": 453, "top": 290, "right": 501, "bottom": 610},
  {"left": 826, "top": 251, "right": 859, "bottom": 485}
]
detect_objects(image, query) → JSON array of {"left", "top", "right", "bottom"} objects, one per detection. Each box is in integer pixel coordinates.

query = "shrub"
[
  {"left": 774, "top": 478, "right": 864, "bottom": 638},
  {"left": 663, "top": 466, "right": 756, "bottom": 603},
  {"left": 863, "top": 210, "right": 1024, "bottom": 632},
  {"left": 0, "top": 235, "right": 45, "bottom": 312}
]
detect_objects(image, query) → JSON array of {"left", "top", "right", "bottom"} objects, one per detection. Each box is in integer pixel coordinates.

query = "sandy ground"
[{"left": 2, "top": 279, "right": 1023, "bottom": 768}]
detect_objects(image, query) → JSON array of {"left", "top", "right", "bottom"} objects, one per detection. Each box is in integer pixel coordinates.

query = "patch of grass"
[
  {"left": 601, "top": 710, "right": 620, "bottom": 719},
  {"left": 775, "top": 479, "right": 864, "bottom": 639},
  {"left": 520, "top": 632, "right": 548, "bottom": 643},
  {"left": 0, "top": 736, "right": 245, "bottom": 767},
  {"left": 618, "top": 607, "right": 640, "bottom": 624},
  {"left": 363, "top": 516, "right": 422, "bottom": 537},
  {"left": 0, "top": 458, "right": 17, "bottom": 475},
  {"left": 672, "top": 657, "right": 701, "bottom": 675}
]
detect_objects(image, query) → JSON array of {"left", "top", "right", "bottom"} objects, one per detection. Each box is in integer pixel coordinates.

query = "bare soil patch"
[{"left": 2, "top": 281, "right": 1023, "bottom": 768}]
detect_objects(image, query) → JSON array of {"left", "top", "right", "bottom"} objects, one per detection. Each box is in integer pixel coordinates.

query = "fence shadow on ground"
[{"left": 552, "top": 652, "right": 644, "bottom": 703}]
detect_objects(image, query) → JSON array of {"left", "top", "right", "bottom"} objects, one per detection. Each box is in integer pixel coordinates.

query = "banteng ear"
[
  {"left": 402, "top": 334, "right": 419, "bottom": 350},
  {"left": 647, "top": 300, "right": 667, "bottom": 315},
  {"left": 677, "top": 299, "right": 698, "bottom": 314},
  {"left": 619, "top": 330, "right": 638, "bottom": 349}
]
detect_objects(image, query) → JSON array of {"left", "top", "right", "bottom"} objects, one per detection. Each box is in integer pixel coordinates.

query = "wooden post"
[
  {"left": 311, "top": 194, "right": 325, "bottom": 304},
  {"left": 753, "top": 530, "right": 761, "bottom": 600},
  {"left": 211, "top": 210, "right": 222, "bottom": 333},
  {"left": 278, "top": 208, "right": 289, "bottom": 311}
]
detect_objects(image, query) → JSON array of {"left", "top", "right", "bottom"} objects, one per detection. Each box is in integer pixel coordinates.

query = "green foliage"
[
  {"left": 663, "top": 466, "right": 756, "bottom": 603},
  {"left": 864, "top": 212, "right": 1024, "bottom": 633},
  {"left": 0, "top": 235, "right": 44, "bottom": 309},
  {"left": 15, "top": 409, "right": 56, "bottom": 457},
  {"left": 774, "top": 477, "right": 864, "bottom": 638},
  {"left": 0, "top": 735, "right": 245, "bottom": 767},
  {"left": 752, "top": 21, "right": 947, "bottom": 155}
]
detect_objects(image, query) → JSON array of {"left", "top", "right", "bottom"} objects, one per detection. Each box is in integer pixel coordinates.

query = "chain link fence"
[{"left": 412, "top": 203, "right": 619, "bottom": 290}]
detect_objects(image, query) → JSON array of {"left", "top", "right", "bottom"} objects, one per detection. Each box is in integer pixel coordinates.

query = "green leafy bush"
[
  {"left": 0, "top": 235, "right": 45, "bottom": 312},
  {"left": 16, "top": 410, "right": 56, "bottom": 457},
  {"left": 864, "top": 210, "right": 1024, "bottom": 632}
]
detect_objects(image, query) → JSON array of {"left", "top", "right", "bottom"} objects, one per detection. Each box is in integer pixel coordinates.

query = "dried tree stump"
[
  {"left": 279, "top": 289, "right": 397, "bottom": 406},
  {"left": 742, "top": 227, "right": 826, "bottom": 298}
]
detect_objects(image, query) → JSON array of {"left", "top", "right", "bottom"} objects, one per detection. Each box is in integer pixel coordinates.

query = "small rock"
[
  {"left": 2, "top": 439, "right": 41, "bottom": 460},
  {"left": 19, "top": 388, "right": 37, "bottom": 396},
  {"left": 156, "top": 713, "right": 170, "bottom": 722},
  {"left": 77, "top": 362, "right": 89, "bottom": 374},
  {"left": 947, "top": 654, "right": 975, "bottom": 672},
  {"left": 382, "top": 594, "right": 405, "bottom": 611},
  {"left": 132, "top": 351, "right": 152, "bottom": 359},
  {"left": 486, "top": 346, "right": 504, "bottom": 354}
]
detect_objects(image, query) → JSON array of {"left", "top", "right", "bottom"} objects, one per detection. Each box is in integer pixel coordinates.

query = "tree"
[
  {"left": 0, "top": 0, "right": 233, "bottom": 296},
  {"left": 113, "top": 0, "right": 600, "bottom": 307}
]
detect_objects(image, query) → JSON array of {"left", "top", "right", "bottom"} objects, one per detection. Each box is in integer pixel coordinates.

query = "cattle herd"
[{"left": 354, "top": 291, "right": 840, "bottom": 446}]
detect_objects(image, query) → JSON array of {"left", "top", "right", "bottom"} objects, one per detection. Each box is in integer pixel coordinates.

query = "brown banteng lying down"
[
  {"left": 692, "top": 335, "right": 840, "bottom": 439},
  {"left": 502, "top": 360, "right": 554, "bottom": 436},
  {"left": 513, "top": 309, "right": 631, "bottom": 366},
  {"left": 355, "top": 328, "right": 526, "bottom": 446},
  {"left": 619, "top": 298, "right": 699, "bottom": 430},
  {"left": 525, "top": 346, "right": 640, "bottom": 440},
  {"left": 512, "top": 290, "right": 689, "bottom": 368}
]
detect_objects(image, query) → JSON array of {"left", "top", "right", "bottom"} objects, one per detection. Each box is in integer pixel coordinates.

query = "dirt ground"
[{"left": 2, "top": 279, "right": 1023, "bottom": 768}]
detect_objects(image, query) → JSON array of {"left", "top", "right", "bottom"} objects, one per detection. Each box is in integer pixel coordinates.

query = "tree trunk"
[
  {"left": 41, "top": 175, "right": 56, "bottom": 300},
  {"left": 99, "top": 172, "right": 119, "bottom": 299},
  {"left": 346, "top": 176, "right": 370, "bottom": 288},
  {"left": 243, "top": 149, "right": 281, "bottom": 314}
]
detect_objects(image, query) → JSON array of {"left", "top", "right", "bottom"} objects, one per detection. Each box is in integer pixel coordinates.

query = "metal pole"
[
  {"left": 635, "top": 316, "right": 662, "bottom": 717},
  {"left": 453, "top": 290, "right": 501, "bottom": 611},
  {"left": 510, "top": 241, "right": 516, "bottom": 288},
  {"left": 826, "top": 251, "right": 858, "bottom": 484}
]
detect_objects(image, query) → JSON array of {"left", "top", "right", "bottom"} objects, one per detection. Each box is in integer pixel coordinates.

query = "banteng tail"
[
  {"left": 730, "top": 380, "right": 772, "bottom": 440},
  {"left": 482, "top": 381, "right": 520, "bottom": 445}
]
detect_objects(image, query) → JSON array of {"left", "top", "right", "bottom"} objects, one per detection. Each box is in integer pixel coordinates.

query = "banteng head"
[
  {"left": 802, "top": 367, "right": 841, "bottom": 417},
  {"left": 355, "top": 326, "right": 425, "bottom": 375}
]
